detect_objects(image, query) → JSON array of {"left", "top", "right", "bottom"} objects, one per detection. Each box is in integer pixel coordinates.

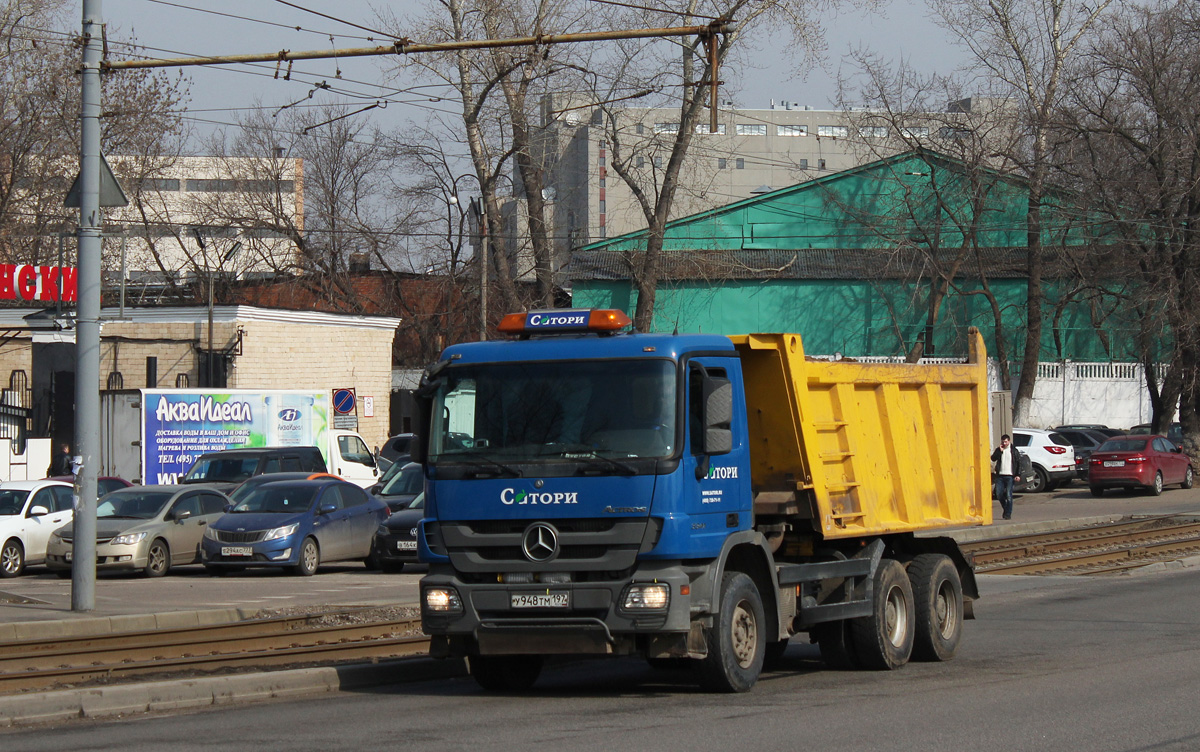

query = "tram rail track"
[
  {"left": 962, "top": 515, "right": 1200, "bottom": 576},
  {"left": 0, "top": 608, "right": 431, "bottom": 694}
]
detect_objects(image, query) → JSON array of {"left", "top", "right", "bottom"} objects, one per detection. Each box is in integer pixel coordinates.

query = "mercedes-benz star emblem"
[{"left": 521, "top": 522, "right": 559, "bottom": 563}]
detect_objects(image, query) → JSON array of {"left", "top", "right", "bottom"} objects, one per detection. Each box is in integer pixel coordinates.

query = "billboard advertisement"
[{"left": 141, "top": 389, "right": 330, "bottom": 484}]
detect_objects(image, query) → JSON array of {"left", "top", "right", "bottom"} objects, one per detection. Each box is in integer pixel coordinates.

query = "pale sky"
[{"left": 97, "top": 0, "right": 965, "bottom": 141}]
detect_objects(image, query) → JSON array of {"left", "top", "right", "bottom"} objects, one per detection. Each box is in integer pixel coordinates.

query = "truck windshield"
[{"left": 429, "top": 359, "right": 677, "bottom": 461}]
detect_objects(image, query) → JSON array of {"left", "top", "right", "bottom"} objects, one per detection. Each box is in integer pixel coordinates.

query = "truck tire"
[
  {"left": 907, "top": 554, "right": 962, "bottom": 662},
  {"left": 468, "top": 655, "right": 543, "bottom": 691},
  {"left": 850, "top": 558, "right": 914, "bottom": 670},
  {"left": 812, "top": 620, "right": 859, "bottom": 670},
  {"left": 696, "top": 572, "right": 765, "bottom": 693}
]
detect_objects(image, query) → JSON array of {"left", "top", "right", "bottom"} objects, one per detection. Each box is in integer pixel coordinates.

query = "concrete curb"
[
  {"left": 0, "top": 656, "right": 468, "bottom": 727},
  {"left": 926, "top": 514, "right": 1126, "bottom": 544},
  {"left": 0, "top": 607, "right": 259, "bottom": 643}
]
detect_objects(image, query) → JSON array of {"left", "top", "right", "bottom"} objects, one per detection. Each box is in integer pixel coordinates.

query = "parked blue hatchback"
[{"left": 201, "top": 477, "right": 388, "bottom": 576}]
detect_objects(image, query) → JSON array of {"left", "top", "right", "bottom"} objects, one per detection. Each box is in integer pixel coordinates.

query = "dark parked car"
[
  {"left": 1055, "top": 429, "right": 1112, "bottom": 479},
  {"left": 379, "top": 433, "right": 416, "bottom": 464},
  {"left": 370, "top": 492, "right": 424, "bottom": 573},
  {"left": 1088, "top": 435, "right": 1194, "bottom": 496},
  {"left": 200, "top": 477, "right": 388, "bottom": 575},
  {"left": 49, "top": 476, "right": 132, "bottom": 496},
  {"left": 181, "top": 447, "right": 327, "bottom": 492},
  {"left": 1129, "top": 422, "right": 1184, "bottom": 445},
  {"left": 376, "top": 461, "right": 423, "bottom": 513}
]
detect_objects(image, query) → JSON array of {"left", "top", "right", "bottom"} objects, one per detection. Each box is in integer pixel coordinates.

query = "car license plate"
[
  {"left": 1103, "top": 460, "right": 1125, "bottom": 467},
  {"left": 221, "top": 546, "right": 253, "bottom": 556},
  {"left": 396, "top": 540, "right": 417, "bottom": 551},
  {"left": 511, "top": 592, "right": 569, "bottom": 609}
]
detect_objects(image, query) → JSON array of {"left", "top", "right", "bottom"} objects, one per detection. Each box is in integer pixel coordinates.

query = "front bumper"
[
  {"left": 420, "top": 561, "right": 695, "bottom": 657},
  {"left": 45, "top": 538, "right": 150, "bottom": 571},
  {"left": 373, "top": 532, "right": 419, "bottom": 565},
  {"left": 200, "top": 536, "right": 300, "bottom": 567}
]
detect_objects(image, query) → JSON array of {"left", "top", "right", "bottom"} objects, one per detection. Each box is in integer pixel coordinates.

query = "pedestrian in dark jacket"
[
  {"left": 991, "top": 434, "right": 1019, "bottom": 520},
  {"left": 47, "top": 442, "right": 72, "bottom": 477}
]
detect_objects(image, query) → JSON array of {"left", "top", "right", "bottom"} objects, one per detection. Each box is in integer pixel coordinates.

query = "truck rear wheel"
[
  {"left": 850, "top": 558, "right": 914, "bottom": 670},
  {"left": 813, "top": 620, "right": 859, "bottom": 670},
  {"left": 907, "top": 554, "right": 962, "bottom": 662},
  {"left": 469, "top": 655, "right": 543, "bottom": 691},
  {"left": 696, "top": 571, "right": 765, "bottom": 693}
]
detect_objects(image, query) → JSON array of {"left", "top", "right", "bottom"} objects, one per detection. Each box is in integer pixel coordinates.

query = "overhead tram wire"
[
  {"left": 144, "top": 0, "right": 379, "bottom": 41},
  {"left": 271, "top": 0, "right": 404, "bottom": 41}
]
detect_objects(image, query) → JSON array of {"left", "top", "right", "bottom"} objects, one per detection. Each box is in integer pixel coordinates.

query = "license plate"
[
  {"left": 511, "top": 592, "right": 569, "bottom": 609},
  {"left": 396, "top": 540, "right": 417, "bottom": 551},
  {"left": 65, "top": 551, "right": 72, "bottom": 562},
  {"left": 221, "top": 546, "right": 254, "bottom": 556},
  {"left": 1103, "top": 460, "right": 1125, "bottom": 467}
]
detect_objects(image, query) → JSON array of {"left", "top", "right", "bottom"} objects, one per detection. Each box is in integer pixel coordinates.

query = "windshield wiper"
[
  {"left": 443, "top": 454, "right": 522, "bottom": 478},
  {"left": 546, "top": 446, "right": 638, "bottom": 475}
]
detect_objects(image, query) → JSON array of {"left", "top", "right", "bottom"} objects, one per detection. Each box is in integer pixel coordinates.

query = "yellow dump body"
[{"left": 729, "top": 328, "right": 991, "bottom": 539}]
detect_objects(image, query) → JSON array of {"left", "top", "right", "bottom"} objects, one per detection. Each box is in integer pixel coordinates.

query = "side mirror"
[
  {"left": 223, "top": 504, "right": 234, "bottom": 513},
  {"left": 702, "top": 376, "right": 734, "bottom": 455},
  {"left": 319, "top": 503, "right": 338, "bottom": 515},
  {"left": 174, "top": 509, "right": 193, "bottom": 522},
  {"left": 28, "top": 505, "right": 49, "bottom": 517}
]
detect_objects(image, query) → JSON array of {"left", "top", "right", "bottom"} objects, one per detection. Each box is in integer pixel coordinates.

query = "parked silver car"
[{"left": 47, "top": 485, "right": 231, "bottom": 577}]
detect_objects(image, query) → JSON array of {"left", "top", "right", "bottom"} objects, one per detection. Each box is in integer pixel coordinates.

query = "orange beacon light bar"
[{"left": 497, "top": 309, "right": 632, "bottom": 335}]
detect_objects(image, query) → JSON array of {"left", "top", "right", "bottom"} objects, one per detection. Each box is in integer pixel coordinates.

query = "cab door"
[{"left": 330, "top": 433, "right": 378, "bottom": 488}]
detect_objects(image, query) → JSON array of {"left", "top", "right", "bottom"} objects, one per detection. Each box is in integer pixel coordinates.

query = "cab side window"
[
  {"left": 338, "top": 435, "right": 373, "bottom": 466},
  {"left": 319, "top": 486, "right": 346, "bottom": 511},
  {"left": 50, "top": 486, "right": 74, "bottom": 512},
  {"left": 339, "top": 484, "right": 369, "bottom": 509},
  {"left": 28, "top": 488, "right": 58, "bottom": 515}
]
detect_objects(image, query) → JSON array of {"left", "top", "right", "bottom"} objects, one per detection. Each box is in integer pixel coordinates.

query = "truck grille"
[
  {"left": 213, "top": 530, "right": 266, "bottom": 544},
  {"left": 439, "top": 517, "right": 653, "bottom": 573}
]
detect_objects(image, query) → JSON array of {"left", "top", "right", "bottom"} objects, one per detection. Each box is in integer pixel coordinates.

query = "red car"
[{"left": 1087, "top": 435, "right": 1194, "bottom": 496}]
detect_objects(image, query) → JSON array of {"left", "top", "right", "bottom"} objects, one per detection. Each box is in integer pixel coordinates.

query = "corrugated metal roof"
[{"left": 569, "top": 247, "right": 1056, "bottom": 282}]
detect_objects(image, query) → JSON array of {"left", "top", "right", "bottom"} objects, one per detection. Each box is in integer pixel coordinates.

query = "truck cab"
[{"left": 416, "top": 310, "right": 985, "bottom": 692}]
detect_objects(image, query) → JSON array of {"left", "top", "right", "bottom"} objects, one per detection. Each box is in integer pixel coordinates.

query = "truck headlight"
[
  {"left": 621, "top": 583, "right": 670, "bottom": 610},
  {"left": 424, "top": 587, "right": 463, "bottom": 613},
  {"left": 263, "top": 523, "right": 299, "bottom": 542},
  {"left": 112, "top": 532, "right": 147, "bottom": 546}
]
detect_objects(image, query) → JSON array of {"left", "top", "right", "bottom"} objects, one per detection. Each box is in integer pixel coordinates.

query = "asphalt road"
[{"left": 5, "top": 567, "right": 1199, "bottom": 751}]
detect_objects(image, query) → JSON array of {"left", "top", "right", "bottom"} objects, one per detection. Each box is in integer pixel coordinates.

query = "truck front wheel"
[
  {"left": 850, "top": 558, "right": 914, "bottom": 670},
  {"left": 907, "top": 554, "right": 962, "bottom": 662},
  {"left": 696, "top": 571, "right": 765, "bottom": 693},
  {"left": 469, "top": 655, "right": 543, "bottom": 691}
]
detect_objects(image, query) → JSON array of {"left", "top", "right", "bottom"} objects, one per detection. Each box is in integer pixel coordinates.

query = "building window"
[
  {"left": 938, "top": 126, "right": 972, "bottom": 140},
  {"left": 736, "top": 123, "right": 767, "bottom": 136},
  {"left": 718, "top": 158, "right": 727, "bottom": 169},
  {"left": 175, "top": 373, "right": 190, "bottom": 388},
  {"left": 798, "top": 158, "right": 808, "bottom": 169},
  {"left": 599, "top": 177, "right": 606, "bottom": 188},
  {"left": 817, "top": 125, "right": 849, "bottom": 138},
  {"left": 735, "top": 158, "right": 745, "bottom": 169},
  {"left": 185, "top": 179, "right": 294, "bottom": 193},
  {"left": 818, "top": 159, "right": 826, "bottom": 170},
  {"left": 636, "top": 122, "right": 644, "bottom": 134},
  {"left": 695, "top": 123, "right": 727, "bottom": 134},
  {"left": 636, "top": 156, "right": 645, "bottom": 168},
  {"left": 653, "top": 122, "right": 679, "bottom": 134},
  {"left": 142, "top": 178, "right": 181, "bottom": 191},
  {"left": 598, "top": 199, "right": 606, "bottom": 213},
  {"left": 598, "top": 156, "right": 606, "bottom": 166},
  {"left": 860, "top": 126, "right": 888, "bottom": 138},
  {"left": 900, "top": 126, "right": 930, "bottom": 139},
  {"left": 777, "top": 124, "right": 807, "bottom": 137},
  {"left": 653, "top": 156, "right": 663, "bottom": 168}
]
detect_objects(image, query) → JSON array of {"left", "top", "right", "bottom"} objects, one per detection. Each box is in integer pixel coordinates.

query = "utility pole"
[{"left": 72, "top": 0, "right": 103, "bottom": 611}]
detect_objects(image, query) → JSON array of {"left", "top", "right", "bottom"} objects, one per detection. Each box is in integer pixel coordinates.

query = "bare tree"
[
  {"left": 929, "top": 0, "right": 1115, "bottom": 425},
  {"left": 1060, "top": 0, "right": 1200, "bottom": 443}
]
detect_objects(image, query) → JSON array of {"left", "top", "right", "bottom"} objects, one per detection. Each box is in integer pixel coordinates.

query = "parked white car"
[
  {"left": 1012, "top": 428, "right": 1076, "bottom": 492},
  {"left": 0, "top": 480, "right": 74, "bottom": 577}
]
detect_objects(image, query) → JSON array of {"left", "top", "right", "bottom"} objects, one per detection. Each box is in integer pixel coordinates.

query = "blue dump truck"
[{"left": 412, "top": 309, "right": 991, "bottom": 692}]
